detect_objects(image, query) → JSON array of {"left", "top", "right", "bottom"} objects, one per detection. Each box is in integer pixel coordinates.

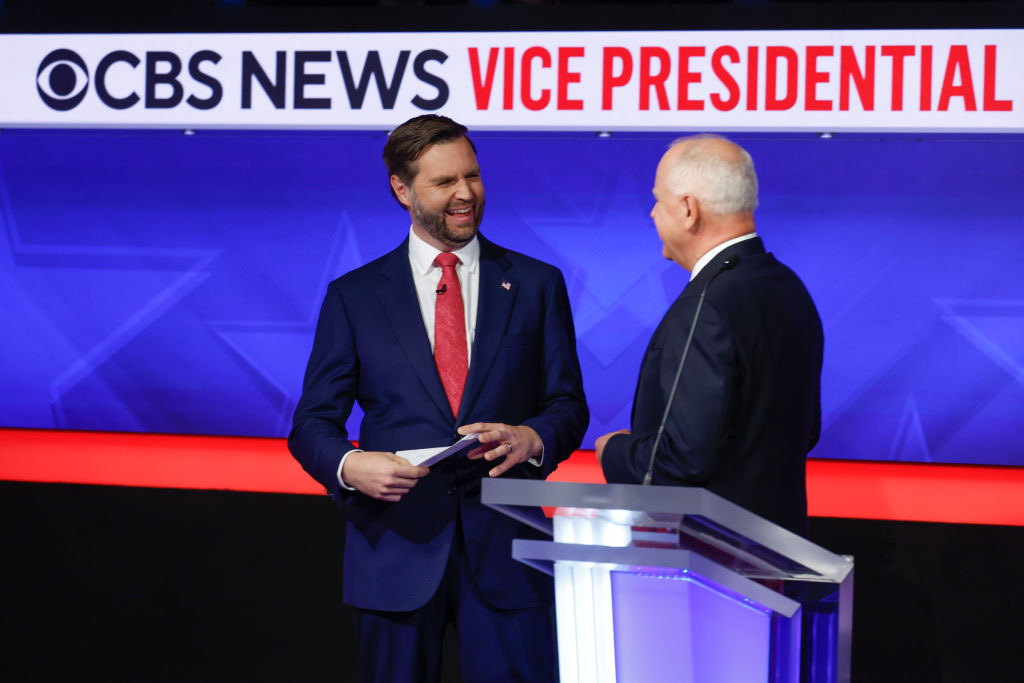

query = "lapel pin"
[{"left": 500, "top": 280, "right": 512, "bottom": 291}]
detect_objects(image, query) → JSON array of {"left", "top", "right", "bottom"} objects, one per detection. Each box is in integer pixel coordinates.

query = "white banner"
[{"left": 3, "top": 29, "right": 1021, "bottom": 132}]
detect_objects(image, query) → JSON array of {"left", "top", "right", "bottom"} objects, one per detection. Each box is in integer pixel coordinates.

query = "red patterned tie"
[{"left": 433, "top": 252, "right": 468, "bottom": 416}]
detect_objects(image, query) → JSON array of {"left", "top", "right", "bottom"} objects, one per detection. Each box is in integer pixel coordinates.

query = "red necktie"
[{"left": 433, "top": 252, "right": 468, "bottom": 416}]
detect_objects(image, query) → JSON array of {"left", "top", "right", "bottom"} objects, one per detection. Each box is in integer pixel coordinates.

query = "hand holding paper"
[
  {"left": 458, "top": 422, "right": 543, "bottom": 477},
  {"left": 340, "top": 451, "right": 429, "bottom": 503}
]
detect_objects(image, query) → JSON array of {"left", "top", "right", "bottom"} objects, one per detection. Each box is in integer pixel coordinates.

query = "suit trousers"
[{"left": 354, "top": 510, "right": 557, "bottom": 683}]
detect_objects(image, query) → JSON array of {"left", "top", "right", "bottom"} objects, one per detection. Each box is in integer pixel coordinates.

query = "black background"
[
  {"left": 3, "top": 481, "right": 1022, "bottom": 682},
  {"left": 2, "top": 1, "right": 1024, "bottom": 34}
]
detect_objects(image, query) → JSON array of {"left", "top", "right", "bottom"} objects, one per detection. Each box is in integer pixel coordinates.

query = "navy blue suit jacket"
[
  {"left": 289, "top": 234, "right": 588, "bottom": 611},
  {"left": 601, "top": 237, "right": 822, "bottom": 535}
]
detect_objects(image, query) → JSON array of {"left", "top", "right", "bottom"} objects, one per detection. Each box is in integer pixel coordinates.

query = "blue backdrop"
[{"left": 2, "top": 129, "right": 1022, "bottom": 465}]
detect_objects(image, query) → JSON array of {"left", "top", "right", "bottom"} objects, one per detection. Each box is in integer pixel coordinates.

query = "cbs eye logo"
[{"left": 37, "top": 49, "right": 90, "bottom": 111}]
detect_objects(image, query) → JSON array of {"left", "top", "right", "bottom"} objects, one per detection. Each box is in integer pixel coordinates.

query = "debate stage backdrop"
[{"left": 2, "top": 129, "right": 1022, "bottom": 466}]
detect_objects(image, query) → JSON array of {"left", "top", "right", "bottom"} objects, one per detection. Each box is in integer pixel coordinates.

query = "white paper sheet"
[{"left": 397, "top": 433, "right": 480, "bottom": 467}]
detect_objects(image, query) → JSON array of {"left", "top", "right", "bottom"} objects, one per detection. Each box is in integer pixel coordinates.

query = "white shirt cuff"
[{"left": 337, "top": 449, "right": 362, "bottom": 490}]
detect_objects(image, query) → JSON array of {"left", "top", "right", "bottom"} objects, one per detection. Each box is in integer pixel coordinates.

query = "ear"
[
  {"left": 391, "top": 175, "right": 412, "bottom": 210},
  {"left": 680, "top": 193, "right": 700, "bottom": 231}
]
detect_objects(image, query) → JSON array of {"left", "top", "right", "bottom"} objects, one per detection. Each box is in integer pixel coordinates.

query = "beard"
[{"left": 409, "top": 190, "right": 485, "bottom": 250}]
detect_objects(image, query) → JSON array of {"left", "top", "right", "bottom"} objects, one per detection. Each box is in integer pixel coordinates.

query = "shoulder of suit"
[
  {"left": 705, "top": 252, "right": 809, "bottom": 313},
  {"left": 327, "top": 242, "right": 407, "bottom": 290},
  {"left": 480, "top": 237, "right": 563, "bottom": 279}
]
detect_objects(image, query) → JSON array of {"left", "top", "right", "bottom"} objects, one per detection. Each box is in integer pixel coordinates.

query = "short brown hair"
[{"left": 382, "top": 115, "right": 476, "bottom": 206}]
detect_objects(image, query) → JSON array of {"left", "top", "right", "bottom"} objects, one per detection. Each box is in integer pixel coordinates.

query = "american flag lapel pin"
[{"left": 500, "top": 280, "right": 512, "bottom": 291}]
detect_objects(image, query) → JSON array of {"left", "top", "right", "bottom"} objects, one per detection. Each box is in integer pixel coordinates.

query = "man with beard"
[{"left": 289, "top": 115, "right": 588, "bottom": 682}]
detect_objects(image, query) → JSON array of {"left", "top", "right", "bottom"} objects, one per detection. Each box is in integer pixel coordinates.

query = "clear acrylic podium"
[{"left": 482, "top": 479, "right": 853, "bottom": 683}]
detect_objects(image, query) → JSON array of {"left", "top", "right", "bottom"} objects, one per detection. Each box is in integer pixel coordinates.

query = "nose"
[{"left": 453, "top": 178, "right": 475, "bottom": 201}]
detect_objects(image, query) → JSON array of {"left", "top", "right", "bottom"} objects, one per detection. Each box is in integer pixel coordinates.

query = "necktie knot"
[{"left": 434, "top": 252, "right": 460, "bottom": 270}]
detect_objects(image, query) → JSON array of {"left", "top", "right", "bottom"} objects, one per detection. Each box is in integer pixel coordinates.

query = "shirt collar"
[
  {"left": 690, "top": 232, "right": 757, "bottom": 281},
  {"left": 408, "top": 226, "right": 480, "bottom": 276}
]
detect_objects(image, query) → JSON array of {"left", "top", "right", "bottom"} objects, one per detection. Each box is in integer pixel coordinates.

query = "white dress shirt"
[{"left": 407, "top": 227, "right": 480, "bottom": 361}]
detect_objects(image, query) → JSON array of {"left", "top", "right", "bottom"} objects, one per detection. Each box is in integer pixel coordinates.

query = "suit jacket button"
[{"left": 446, "top": 487, "right": 456, "bottom": 495}]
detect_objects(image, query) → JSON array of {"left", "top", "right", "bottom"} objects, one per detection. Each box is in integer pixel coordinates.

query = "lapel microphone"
[
  {"left": 436, "top": 284, "right": 447, "bottom": 295},
  {"left": 643, "top": 254, "right": 740, "bottom": 486}
]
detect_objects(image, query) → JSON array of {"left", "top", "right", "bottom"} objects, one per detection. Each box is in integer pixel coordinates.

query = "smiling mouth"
[{"left": 446, "top": 206, "right": 474, "bottom": 225}]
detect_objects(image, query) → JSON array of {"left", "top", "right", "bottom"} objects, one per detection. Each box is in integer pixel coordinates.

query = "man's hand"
[
  {"left": 595, "top": 429, "right": 630, "bottom": 464},
  {"left": 458, "top": 422, "right": 543, "bottom": 478},
  {"left": 341, "top": 451, "right": 429, "bottom": 502}
]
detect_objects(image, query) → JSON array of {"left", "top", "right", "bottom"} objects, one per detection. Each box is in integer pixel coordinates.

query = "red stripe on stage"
[
  {"left": 2, "top": 428, "right": 1023, "bottom": 526},
  {"left": 0, "top": 428, "right": 322, "bottom": 496},
  {"left": 804, "top": 458, "right": 1024, "bottom": 526}
]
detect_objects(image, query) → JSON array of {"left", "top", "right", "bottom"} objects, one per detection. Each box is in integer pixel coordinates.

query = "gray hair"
[{"left": 665, "top": 134, "right": 759, "bottom": 216}]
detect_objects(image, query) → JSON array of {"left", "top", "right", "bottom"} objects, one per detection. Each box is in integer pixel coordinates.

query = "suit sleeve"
[
  {"left": 601, "top": 300, "right": 737, "bottom": 486},
  {"left": 520, "top": 271, "right": 589, "bottom": 478},
  {"left": 288, "top": 281, "right": 359, "bottom": 501}
]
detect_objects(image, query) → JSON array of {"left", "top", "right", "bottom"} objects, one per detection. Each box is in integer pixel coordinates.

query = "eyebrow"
[{"left": 428, "top": 167, "right": 481, "bottom": 185}]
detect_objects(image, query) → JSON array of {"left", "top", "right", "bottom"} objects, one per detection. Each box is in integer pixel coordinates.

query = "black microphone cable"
[{"left": 643, "top": 255, "right": 740, "bottom": 486}]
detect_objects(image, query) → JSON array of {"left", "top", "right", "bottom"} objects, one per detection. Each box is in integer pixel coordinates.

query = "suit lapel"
[
  {"left": 373, "top": 239, "right": 453, "bottom": 421},
  {"left": 458, "top": 238, "right": 515, "bottom": 423}
]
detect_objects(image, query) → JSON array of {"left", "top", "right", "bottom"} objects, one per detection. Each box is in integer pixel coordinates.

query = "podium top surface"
[{"left": 482, "top": 478, "right": 853, "bottom": 584}]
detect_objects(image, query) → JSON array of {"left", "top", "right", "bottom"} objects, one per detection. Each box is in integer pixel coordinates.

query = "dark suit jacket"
[
  {"left": 601, "top": 237, "right": 822, "bottom": 534},
  {"left": 289, "top": 234, "right": 588, "bottom": 612}
]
